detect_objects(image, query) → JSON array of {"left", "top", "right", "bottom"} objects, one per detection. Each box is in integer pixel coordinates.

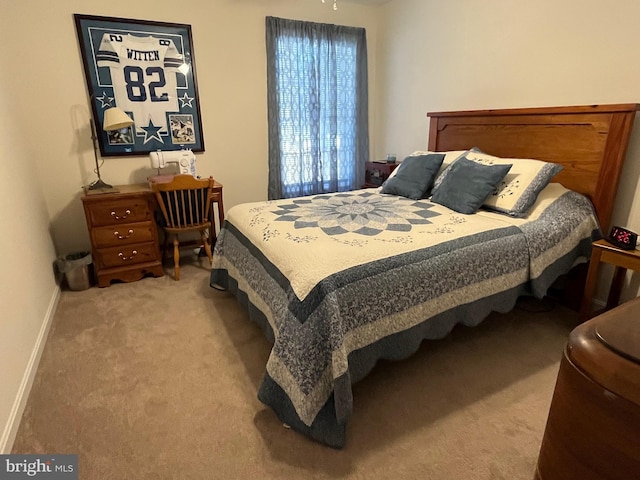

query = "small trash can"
[{"left": 57, "top": 251, "right": 92, "bottom": 291}]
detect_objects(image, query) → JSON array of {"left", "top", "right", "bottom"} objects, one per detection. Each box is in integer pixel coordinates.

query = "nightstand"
[
  {"left": 362, "top": 161, "right": 398, "bottom": 188},
  {"left": 82, "top": 184, "right": 164, "bottom": 287},
  {"left": 578, "top": 239, "right": 640, "bottom": 321}
]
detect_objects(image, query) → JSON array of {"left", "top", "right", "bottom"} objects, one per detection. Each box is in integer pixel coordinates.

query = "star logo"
[
  {"left": 179, "top": 93, "right": 194, "bottom": 108},
  {"left": 140, "top": 119, "right": 164, "bottom": 144},
  {"left": 96, "top": 92, "right": 114, "bottom": 108}
]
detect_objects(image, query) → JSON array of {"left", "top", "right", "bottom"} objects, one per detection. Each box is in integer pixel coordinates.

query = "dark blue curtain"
[{"left": 266, "top": 16, "right": 369, "bottom": 199}]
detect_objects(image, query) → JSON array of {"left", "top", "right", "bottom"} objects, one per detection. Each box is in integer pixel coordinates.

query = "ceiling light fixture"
[{"left": 321, "top": 0, "right": 338, "bottom": 10}]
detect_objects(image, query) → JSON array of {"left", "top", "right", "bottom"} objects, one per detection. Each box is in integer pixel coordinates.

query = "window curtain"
[{"left": 266, "top": 16, "right": 369, "bottom": 199}]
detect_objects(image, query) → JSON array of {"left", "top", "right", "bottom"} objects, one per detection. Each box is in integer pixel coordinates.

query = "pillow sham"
[
  {"left": 380, "top": 153, "right": 445, "bottom": 200},
  {"left": 462, "top": 150, "right": 563, "bottom": 217},
  {"left": 430, "top": 158, "right": 512, "bottom": 214}
]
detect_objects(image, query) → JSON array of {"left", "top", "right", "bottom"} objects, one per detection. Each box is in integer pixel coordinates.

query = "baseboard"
[{"left": 0, "top": 285, "right": 61, "bottom": 454}]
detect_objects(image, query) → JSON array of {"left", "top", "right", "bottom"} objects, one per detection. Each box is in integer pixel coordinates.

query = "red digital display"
[{"left": 608, "top": 226, "right": 638, "bottom": 250}]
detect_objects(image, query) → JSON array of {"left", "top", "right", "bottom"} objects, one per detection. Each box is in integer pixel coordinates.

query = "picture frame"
[{"left": 74, "top": 14, "right": 205, "bottom": 156}]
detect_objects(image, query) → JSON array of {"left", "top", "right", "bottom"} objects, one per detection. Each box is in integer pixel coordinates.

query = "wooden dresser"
[
  {"left": 535, "top": 297, "right": 640, "bottom": 479},
  {"left": 82, "top": 184, "right": 164, "bottom": 287}
]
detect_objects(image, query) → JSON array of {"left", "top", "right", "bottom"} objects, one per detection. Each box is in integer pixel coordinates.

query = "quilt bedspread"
[{"left": 210, "top": 184, "right": 599, "bottom": 448}]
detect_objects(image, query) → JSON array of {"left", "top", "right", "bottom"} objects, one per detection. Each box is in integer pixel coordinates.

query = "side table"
[
  {"left": 362, "top": 161, "right": 398, "bottom": 188},
  {"left": 82, "top": 184, "right": 164, "bottom": 287},
  {"left": 578, "top": 239, "right": 640, "bottom": 322}
]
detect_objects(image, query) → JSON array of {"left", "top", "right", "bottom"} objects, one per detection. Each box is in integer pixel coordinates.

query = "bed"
[{"left": 210, "top": 104, "right": 638, "bottom": 448}]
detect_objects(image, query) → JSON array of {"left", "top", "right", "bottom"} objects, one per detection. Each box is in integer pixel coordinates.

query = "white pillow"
[{"left": 449, "top": 150, "right": 563, "bottom": 217}]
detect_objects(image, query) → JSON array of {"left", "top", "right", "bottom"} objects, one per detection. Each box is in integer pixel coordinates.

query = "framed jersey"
[{"left": 74, "top": 14, "right": 205, "bottom": 156}]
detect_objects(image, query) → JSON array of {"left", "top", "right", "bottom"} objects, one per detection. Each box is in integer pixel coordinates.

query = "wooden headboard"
[{"left": 427, "top": 104, "right": 639, "bottom": 231}]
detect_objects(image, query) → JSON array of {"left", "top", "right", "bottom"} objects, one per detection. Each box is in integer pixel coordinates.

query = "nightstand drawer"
[
  {"left": 85, "top": 198, "right": 152, "bottom": 227},
  {"left": 91, "top": 221, "right": 156, "bottom": 248},
  {"left": 95, "top": 242, "right": 159, "bottom": 268}
]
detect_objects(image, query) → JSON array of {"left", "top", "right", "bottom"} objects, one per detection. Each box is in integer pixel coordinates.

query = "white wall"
[
  {"left": 0, "top": 27, "right": 60, "bottom": 451},
  {"left": 374, "top": 0, "right": 640, "bottom": 301}
]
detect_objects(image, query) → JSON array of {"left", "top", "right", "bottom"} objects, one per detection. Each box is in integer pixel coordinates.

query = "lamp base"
[
  {"left": 88, "top": 178, "right": 113, "bottom": 189},
  {"left": 85, "top": 179, "right": 119, "bottom": 195}
]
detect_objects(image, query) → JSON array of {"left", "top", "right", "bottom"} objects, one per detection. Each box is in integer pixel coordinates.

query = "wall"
[
  {"left": 0, "top": 28, "right": 60, "bottom": 451},
  {"left": 374, "top": 0, "right": 640, "bottom": 301},
  {"left": 0, "top": 0, "right": 381, "bottom": 452},
  {"left": 2, "top": 0, "right": 380, "bottom": 257}
]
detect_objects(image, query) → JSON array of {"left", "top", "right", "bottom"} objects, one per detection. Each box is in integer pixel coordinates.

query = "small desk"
[
  {"left": 83, "top": 179, "right": 224, "bottom": 287},
  {"left": 578, "top": 239, "right": 640, "bottom": 321}
]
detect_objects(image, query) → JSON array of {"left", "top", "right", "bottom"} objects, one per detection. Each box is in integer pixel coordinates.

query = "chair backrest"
[{"left": 150, "top": 175, "right": 215, "bottom": 231}]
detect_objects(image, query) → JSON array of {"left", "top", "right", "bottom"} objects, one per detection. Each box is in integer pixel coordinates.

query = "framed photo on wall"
[{"left": 74, "top": 14, "right": 205, "bottom": 156}]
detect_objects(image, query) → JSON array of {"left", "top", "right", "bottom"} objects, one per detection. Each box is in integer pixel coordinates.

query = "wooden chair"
[{"left": 150, "top": 175, "right": 215, "bottom": 280}]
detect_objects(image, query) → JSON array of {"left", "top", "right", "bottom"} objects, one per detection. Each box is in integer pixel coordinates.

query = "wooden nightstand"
[
  {"left": 82, "top": 184, "right": 164, "bottom": 287},
  {"left": 362, "top": 161, "right": 398, "bottom": 188},
  {"left": 578, "top": 239, "right": 640, "bottom": 321}
]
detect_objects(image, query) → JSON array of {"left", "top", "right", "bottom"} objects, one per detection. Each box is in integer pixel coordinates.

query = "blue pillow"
[
  {"left": 431, "top": 158, "right": 512, "bottom": 214},
  {"left": 380, "top": 153, "right": 445, "bottom": 200}
]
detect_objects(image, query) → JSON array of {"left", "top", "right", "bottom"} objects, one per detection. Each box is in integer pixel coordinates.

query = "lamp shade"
[{"left": 102, "top": 107, "right": 134, "bottom": 131}]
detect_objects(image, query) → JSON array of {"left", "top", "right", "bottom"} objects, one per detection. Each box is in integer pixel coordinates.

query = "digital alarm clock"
[{"left": 608, "top": 225, "right": 638, "bottom": 250}]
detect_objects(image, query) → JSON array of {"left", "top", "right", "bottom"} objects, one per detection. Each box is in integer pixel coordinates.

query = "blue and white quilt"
[{"left": 210, "top": 183, "right": 599, "bottom": 448}]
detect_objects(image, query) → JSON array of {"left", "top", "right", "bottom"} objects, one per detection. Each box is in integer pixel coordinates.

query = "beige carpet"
[{"left": 12, "top": 256, "right": 578, "bottom": 479}]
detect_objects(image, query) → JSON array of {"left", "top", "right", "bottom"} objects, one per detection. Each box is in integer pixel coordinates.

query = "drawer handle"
[
  {"left": 118, "top": 250, "right": 138, "bottom": 261},
  {"left": 114, "top": 229, "right": 134, "bottom": 240},
  {"left": 111, "top": 209, "right": 131, "bottom": 220}
]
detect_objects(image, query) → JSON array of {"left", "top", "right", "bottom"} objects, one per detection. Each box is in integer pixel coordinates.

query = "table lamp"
[{"left": 87, "top": 106, "right": 134, "bottom": 192}]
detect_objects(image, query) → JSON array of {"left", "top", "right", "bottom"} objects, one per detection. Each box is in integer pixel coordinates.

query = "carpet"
[{"left": 12, "top": 257, "right": 576, "bottom": 479}]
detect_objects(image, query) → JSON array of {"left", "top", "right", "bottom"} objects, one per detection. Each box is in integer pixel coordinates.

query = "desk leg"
[
  {"left": 579, "top": 248, "right": 603, "bottom": 322},
  {"left": 218, "top": 195, "right": 225, "bottom": 226},
  {"left": 209, "top": 194, "right": 224, "bottom": 248},
  {"left": 606, "top": 266, "right": 627, "bottom": 310},
  {"left": 209, "top": 204, "right": 218, "bottom": 248}
]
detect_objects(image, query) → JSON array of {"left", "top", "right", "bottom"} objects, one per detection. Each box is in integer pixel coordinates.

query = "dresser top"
[
  {"left": 82, "top": 183, "right": 152, "bottom": 200},
  {"left": 568, "top": 297, "right": 640, "bottom": 406},
  {"left": 594, "top": 298, "right": 640, "bottom": 365}
]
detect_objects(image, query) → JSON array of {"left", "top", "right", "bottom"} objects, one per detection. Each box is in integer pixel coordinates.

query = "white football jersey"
[{"left": 96, "top": 33, "right": 183, "bottom": 136}]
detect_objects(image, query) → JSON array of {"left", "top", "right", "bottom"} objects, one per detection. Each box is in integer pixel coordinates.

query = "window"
[{"left": 266, "top": 17, "right": 369, "bottom": 199}]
